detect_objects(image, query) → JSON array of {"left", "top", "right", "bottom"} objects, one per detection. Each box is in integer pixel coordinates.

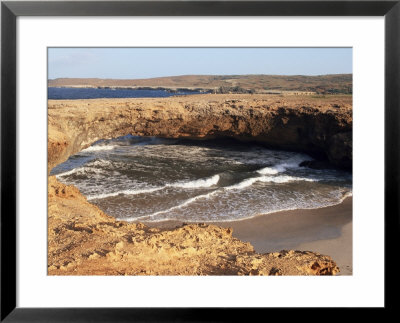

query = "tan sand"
[
  {"left": 295, "top": 221, "right": 352, "bottom": 275},
  {"left": 213, "top": 197, "right": 353, "bottom": 275}
]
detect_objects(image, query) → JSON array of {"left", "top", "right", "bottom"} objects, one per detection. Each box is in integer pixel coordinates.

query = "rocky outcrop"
[
  {"left": 48, "top": 176, "right": 339, "bottom": 275},
  {"left": 48, "top": 94, "right": 352, "bottom": 172}
]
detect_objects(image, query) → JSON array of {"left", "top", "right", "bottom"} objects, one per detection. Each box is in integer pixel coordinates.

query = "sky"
[{"left": 48, "top": 48, "right": 352, "bottom": 79}]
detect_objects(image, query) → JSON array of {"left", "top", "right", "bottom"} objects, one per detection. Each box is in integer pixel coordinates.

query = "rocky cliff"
[{"left": 48, "top": 94, "right": 352, "bottom": 173}]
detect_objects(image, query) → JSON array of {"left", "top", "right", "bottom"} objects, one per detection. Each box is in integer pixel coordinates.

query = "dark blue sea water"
[
  {"left": 51, "top": 136, "right": 352, "bottom": 223},
  {"left": 48, "top": 87, "right": 203, "bottom": 100}
]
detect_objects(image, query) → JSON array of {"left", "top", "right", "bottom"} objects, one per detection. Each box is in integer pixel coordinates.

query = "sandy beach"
[
  {"left": 213, "top": 197, "right": 353, "bottom": 275},
  {"left": 146, "top": 197, "right": 352, "bottom": 275}
]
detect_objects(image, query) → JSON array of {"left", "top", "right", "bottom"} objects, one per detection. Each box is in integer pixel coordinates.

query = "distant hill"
[{"left": 48, "top": 74, "right": 352, "bottom": 94}]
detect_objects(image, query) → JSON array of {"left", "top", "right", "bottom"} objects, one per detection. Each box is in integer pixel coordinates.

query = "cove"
[{"left": 52, "top": 136, "right": 352, "bottom": 223}]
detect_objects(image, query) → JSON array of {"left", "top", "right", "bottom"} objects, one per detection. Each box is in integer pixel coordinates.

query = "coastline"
[
  {"left": 144, "top": 197, "right": 352, "bottom": 275},
  {"left": 47, "top": 94, "right": 352, "bottom": 275},
  {"left": 214, "top": 196, "right": 353, "bottom": 275},
  {"left": 48, "top": 176, "right": 341, "bottom": 275}
]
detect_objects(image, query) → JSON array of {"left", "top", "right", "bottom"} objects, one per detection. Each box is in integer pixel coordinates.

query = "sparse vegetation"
[
  {"left": 215, "top": 86, "right": 255, "bottom": 94},
  {"left": 48, "top": 74, "right": 353, "bottom": 95}
]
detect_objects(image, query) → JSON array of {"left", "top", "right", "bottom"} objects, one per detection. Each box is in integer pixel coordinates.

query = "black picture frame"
[{"left": 1, "top": 0, "right": 398, "bottom": 320}]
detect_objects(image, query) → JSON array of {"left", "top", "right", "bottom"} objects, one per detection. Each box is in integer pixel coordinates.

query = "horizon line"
[{"left": 48, "top": 73, "right": 353, "bottom": 81}]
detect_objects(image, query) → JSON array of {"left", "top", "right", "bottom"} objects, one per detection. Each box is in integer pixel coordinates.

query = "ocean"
[
  {"left": 48, "top": 87, "right": 203, "bottom": 100},
  {"left": 51, "top": 135, "right": 352, "bottom": 223}
]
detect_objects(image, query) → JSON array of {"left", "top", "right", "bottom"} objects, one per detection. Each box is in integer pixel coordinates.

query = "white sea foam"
[
  {"left": 55, "top": 159, "right": 118, "bottom": 178},
  {"left": 256, "top": 166, "right": 281, "bottom": 175},
  {"left": 56, "top": 165, "right": 105, "bottom": 178},
  {"left": 225, "top": 175, "right": 317, "bottom": 190},
  {"left": 168, "top": 175, "right": 220, "bottom": 189},
  {"left": 134, "top": 190, "right": 219, "bottom": 220},
  {"left": 86, "top": 174, "right": 220, "bottom": 200},
  {"left": 81, "top": 145, "right": 116, "bottom": 152},
  {"left": 260, "top": 175, "right": 317, "bottom": 183},
  {"left": 125, "top": 187, "right": 352, "bottom": 223},
  {"left": 87, "top": 173, "right": 316, "bottom": 200},
  {"left": 86, "top": 187, "right": 162, "bottom": 200},
  {"left": 225, "top": 177, "right": 260, "bottom": 190},
  {"left": 256, "top": 155, "right": 311, "bottom": 175},
  {"left": 55, "top": 167, "right": 81, "bottom": 178},
  {"left": 340, "top": 190, "right": 353, "bottom": 200}
]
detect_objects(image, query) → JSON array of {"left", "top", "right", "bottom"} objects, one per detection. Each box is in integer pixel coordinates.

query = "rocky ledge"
[
  {"left": 48, "top": 94, "right": 351, "bottom": 275},
  {"left": 48, "top": 94, "right": 352, "bottom": 172}
]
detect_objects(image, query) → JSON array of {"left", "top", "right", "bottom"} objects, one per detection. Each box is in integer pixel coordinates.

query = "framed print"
[{"left": 1, "top": 0, "right": 399, "bottom": 320}]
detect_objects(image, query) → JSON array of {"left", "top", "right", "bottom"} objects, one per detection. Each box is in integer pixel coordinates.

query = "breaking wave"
[
  {"left": 256, "top": 155, "right": 310, "bottom": 175},
  {"left": 81, "top": 145, "right": 117, "bottom": 152},
  {"left": 52, "top": 136, "right": 352, "bottom": 222},
  {"left": 167, "top": 175, "right": 220, "bottom": 189},
  {"left": 86, "top": 187, "right": 162, "bottom": 200},
  {"left": 225, "top": 175, "right": 317, "bottom": 190},
  {"left": 134, "top": 190, "right": 219, "bottom": 221},
  {"left": 86, "top": 174, "right": 220, "bottom": 200}
]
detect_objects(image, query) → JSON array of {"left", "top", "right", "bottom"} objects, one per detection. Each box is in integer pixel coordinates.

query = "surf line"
[
  {"left": 131, "top": 190, "right": 220, "bottom": 221},
  {"left": 86, "top": 174, "right": 220, "bottom": 200}
]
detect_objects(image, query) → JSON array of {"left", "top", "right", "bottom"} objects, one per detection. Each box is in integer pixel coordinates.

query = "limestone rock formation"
[{"left": 48, "top": 94, "right": 352, "bottom": 172}]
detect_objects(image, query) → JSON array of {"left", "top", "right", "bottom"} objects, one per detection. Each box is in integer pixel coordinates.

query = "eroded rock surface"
[
  {"left": 48, "top": 177, "right": 339, "bottom": 276},
  {"left": 48, "top": 94, "right": 352, "bottom": 172}
]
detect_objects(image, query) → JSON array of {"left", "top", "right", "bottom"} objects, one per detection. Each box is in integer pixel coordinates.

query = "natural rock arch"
[{"left": 48, "top": 95, "right": 352, "bottom": 173}]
